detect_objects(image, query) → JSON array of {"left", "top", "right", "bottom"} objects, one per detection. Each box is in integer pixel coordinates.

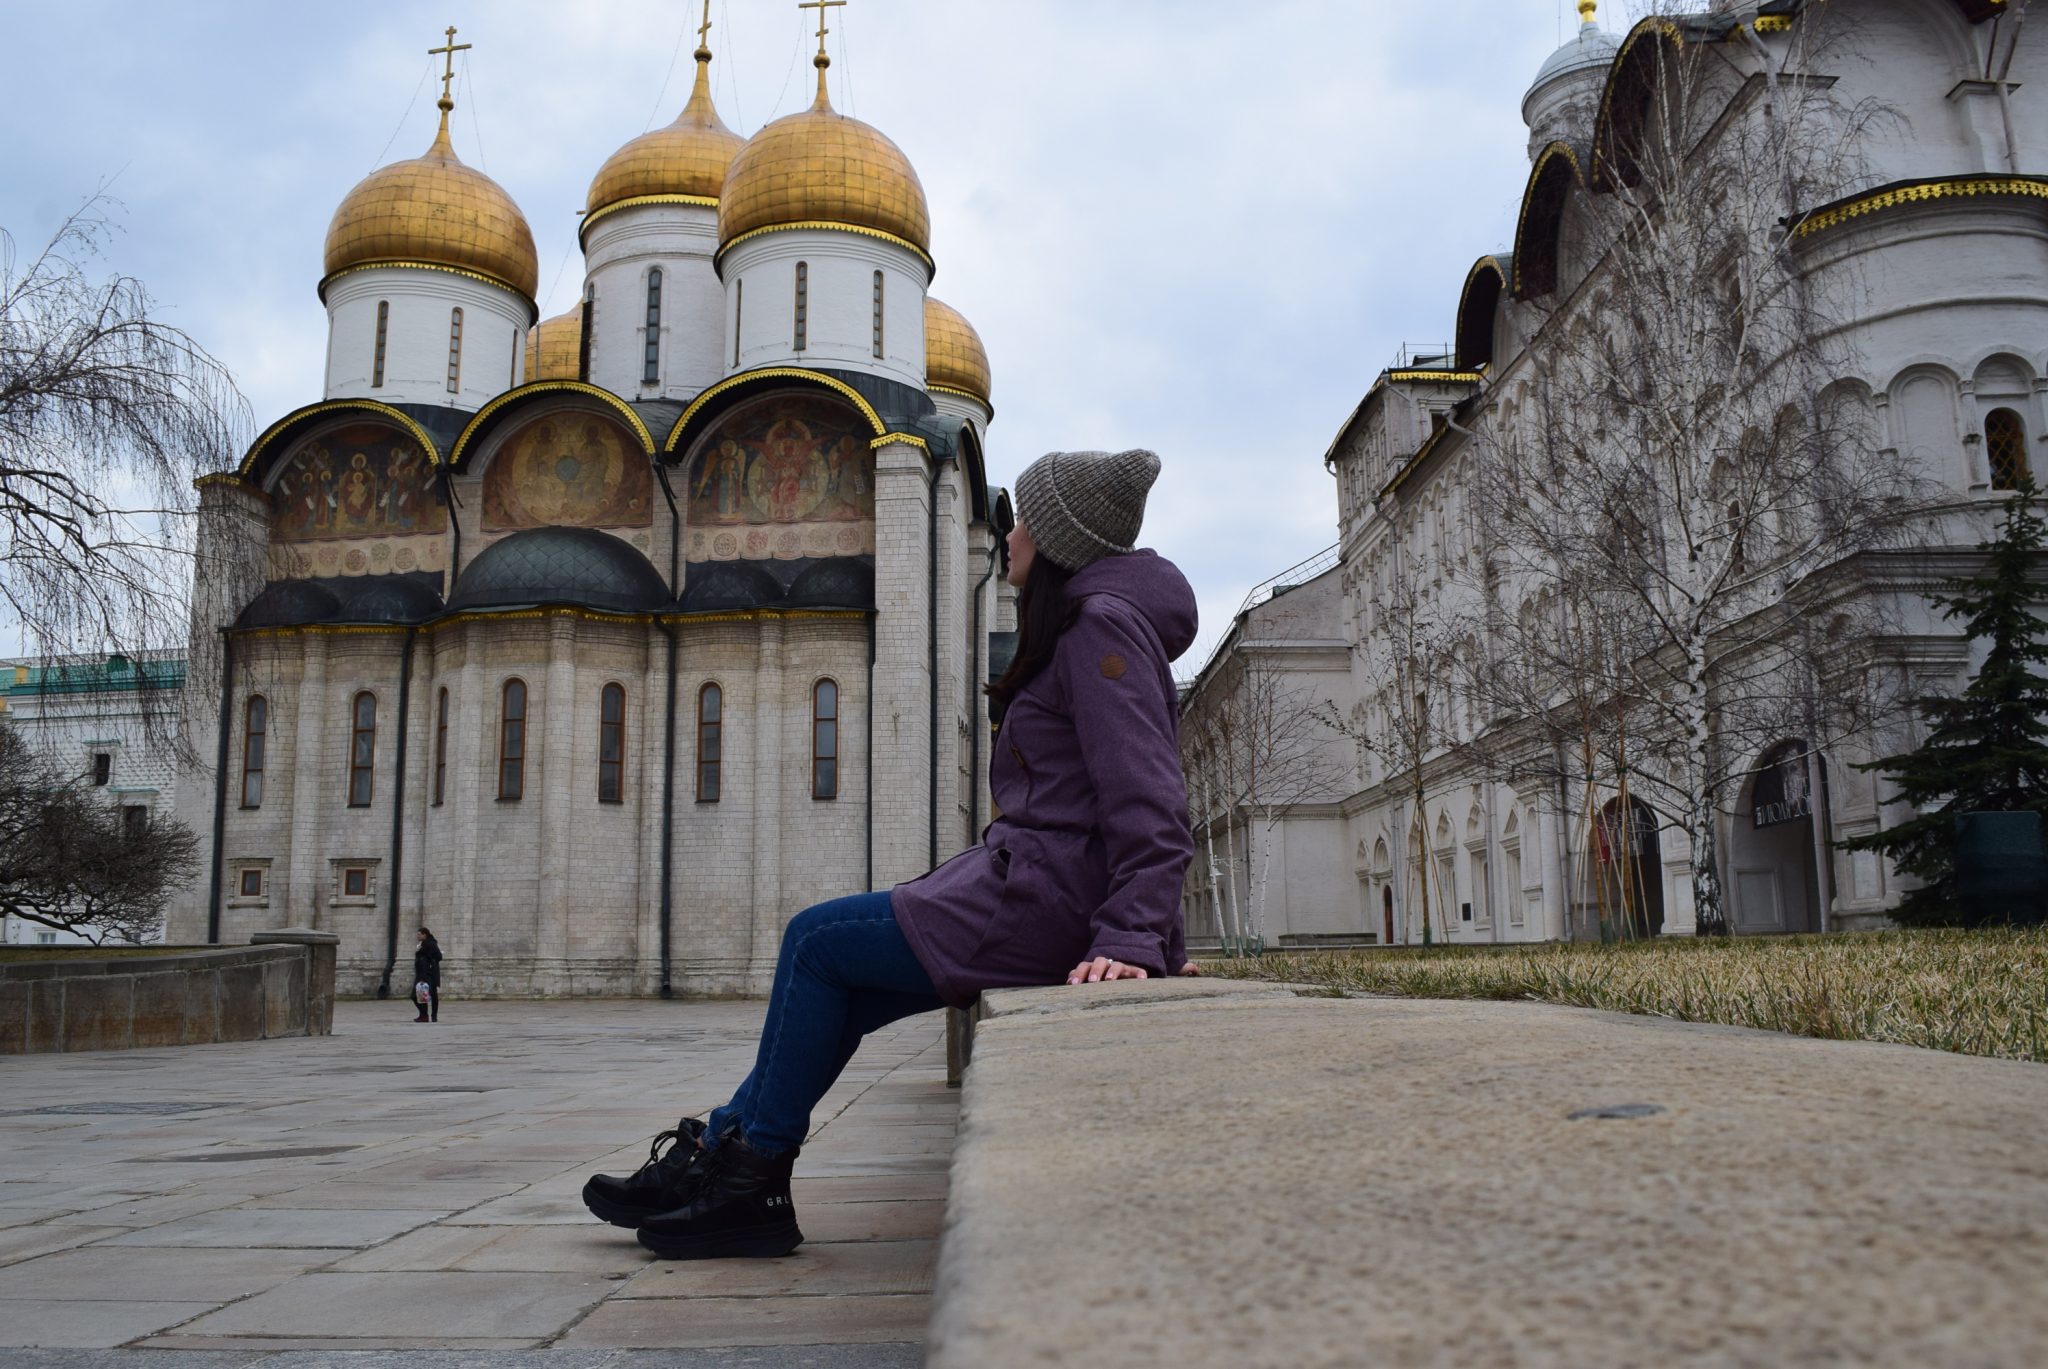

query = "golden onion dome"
[
  {"left": 718, "top": 58, "right": 931, "bottom": 259},
  {"left": 523, "top": 308, "right": 584, "bottom": 382},
  {"left": 322, "top": 108, "right": 540, "bottom": 303},
  {"left": 585, "top": 47, "right": 745, "bottom": 233},
  {"left": 924, "top": 297, "right": 991, "bottom": 407}
]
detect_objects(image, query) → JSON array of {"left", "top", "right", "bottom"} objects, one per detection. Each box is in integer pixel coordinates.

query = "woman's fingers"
[{"left": 1065, "top": 958, "right": 1155, "bottom": 983}]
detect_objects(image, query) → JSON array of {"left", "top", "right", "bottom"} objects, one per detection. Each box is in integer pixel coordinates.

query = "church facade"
[{"left": 167, "top": 22, "right": 1010, "bottom": 998}]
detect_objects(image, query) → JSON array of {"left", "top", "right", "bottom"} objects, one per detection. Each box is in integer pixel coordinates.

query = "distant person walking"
[
  {"left": 585, "top": 448, "right": 1199, "bottom": 1261},
  {"left": 412, "top": 928, "right": 442, "bottom": 1023}
]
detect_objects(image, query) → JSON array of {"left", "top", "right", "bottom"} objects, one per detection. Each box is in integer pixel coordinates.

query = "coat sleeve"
[{"left": 1058, "top": 602, "right": 1193, "bottom": 977}]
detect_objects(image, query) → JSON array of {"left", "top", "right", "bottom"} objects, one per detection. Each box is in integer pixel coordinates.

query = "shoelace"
[{"left": 636, "top": 1121, "right": 703, "bottom": 1182}]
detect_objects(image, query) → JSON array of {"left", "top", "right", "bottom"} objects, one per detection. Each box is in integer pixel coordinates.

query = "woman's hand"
[{"left": 1067, "top": 956, "right": 1149, "bottom": 985}]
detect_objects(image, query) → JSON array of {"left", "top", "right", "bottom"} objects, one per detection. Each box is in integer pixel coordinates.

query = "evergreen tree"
[{"left": 1842, "top": 474, "right": 2048, "bottom": 922}]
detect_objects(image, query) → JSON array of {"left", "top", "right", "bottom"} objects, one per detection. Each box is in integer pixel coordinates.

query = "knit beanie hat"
[{"left": 1012, "top": 448, "right": 1161, "bottom": 572}]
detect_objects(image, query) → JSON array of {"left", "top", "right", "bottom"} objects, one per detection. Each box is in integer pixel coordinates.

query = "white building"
[
  {"left": 1201, "top": 0, "right": 2047, "bottom": 944},
  {"left": 168, "top": 26, "right": 1007, "bottom": 997},
  {"left": 3, "top": 653, "right": 185, "bottom": 946}
]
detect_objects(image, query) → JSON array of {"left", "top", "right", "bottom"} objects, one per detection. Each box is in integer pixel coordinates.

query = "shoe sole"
[
  {"left": 636, "top": 1221, "right": 803, "bottom": 1260},
  {"left": 581, "top": 1179, "right": 660, "bottom": 1230}
]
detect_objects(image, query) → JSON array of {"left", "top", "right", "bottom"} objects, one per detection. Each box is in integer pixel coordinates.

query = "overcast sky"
[{"left": 2, "top": 0, "right": 1598, "bottom": 667}]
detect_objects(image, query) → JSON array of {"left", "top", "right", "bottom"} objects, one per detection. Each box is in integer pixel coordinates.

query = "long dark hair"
[{"left": 986, "top": 555, "right": 1077, "bottom": 713}]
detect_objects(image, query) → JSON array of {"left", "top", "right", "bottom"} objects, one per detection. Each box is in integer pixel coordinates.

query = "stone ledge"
[{"left": 925, "top": 992, "right": 2048, "bottom": 1367}]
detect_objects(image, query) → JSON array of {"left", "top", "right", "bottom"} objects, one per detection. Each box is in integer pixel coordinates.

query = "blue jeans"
[{"left": 705, "top": 891, "right": 944, "bottom": 1158}]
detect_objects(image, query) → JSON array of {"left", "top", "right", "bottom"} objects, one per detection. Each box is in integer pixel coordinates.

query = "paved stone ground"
[{"left": 0, "top": 1000, "right": 953, "bottom": 1366}]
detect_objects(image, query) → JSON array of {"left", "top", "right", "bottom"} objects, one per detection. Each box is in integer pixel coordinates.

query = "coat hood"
[{"left": 1066, "top": 550, "right": 1198, "bottom": 663}]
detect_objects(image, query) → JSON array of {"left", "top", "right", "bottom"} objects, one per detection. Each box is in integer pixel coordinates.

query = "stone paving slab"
[{"left": 0, "top": 1000, "right": 953, "bottom": 1356}]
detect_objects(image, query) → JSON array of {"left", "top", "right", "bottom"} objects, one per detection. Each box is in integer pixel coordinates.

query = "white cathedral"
[{"left": 168, "top": 20, "right": 1009, "bottom": 997}]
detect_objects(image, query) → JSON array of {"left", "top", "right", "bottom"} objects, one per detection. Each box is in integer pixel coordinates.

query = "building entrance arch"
[
  {"left": 1729, "top": 741, "right": 1823, "bottom": 934},
  {"left": 1595, "top": 797, "right": 1665, "bottom": 939}
]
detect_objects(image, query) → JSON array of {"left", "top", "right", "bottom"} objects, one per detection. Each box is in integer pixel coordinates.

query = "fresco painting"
[
  {"left": 482, "top": 411, "right": 653, "bottom": 531},
  {"left": 685, "top": 395, "right": 875, "bottom": 563},
  {"left": 270, "top": 424, "right": 445, "bottom": 543}
]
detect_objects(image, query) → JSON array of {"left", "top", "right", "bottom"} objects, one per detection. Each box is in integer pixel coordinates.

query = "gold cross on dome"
[
  {"left": 429, "top": 25, "right": 471, "bottom": 107},
  {"left": 697, "top": 0, "right": 714, "bottom": 50},
  {"left": 798, "top": 0, "right": 846, "bottom": 61}
]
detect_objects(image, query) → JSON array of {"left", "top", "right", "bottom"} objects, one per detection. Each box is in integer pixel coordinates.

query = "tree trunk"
[{"left": 1683, "top": 667, "right": 1730, "bottom": 936}]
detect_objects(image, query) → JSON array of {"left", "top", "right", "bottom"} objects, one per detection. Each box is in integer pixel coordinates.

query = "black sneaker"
[
  {"left": 582, "top": 1116, "right": 710, "bottom": 1229},
  {"left": 635, "top": 1137, "right": 802, "bottom": 1259}
]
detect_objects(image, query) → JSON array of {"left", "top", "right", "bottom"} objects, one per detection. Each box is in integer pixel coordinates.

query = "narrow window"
[
  {"left": 643, "top": 268, "right": 663, "bottom": 386},
  {"left": 432, "top": 687, "right": 448, "bottom": 807},
  {"left": 793, "top": 261, "right": 808, "bottom": 351},
  {"left": 239, "top": 868, "right": 264, "bottom": 898},
  {"left": 92, "top": 752, "right": 110, "bottom": 786},
  {"left": 1987, "top": 407, "right": 2028, "bottom": 491},
  {"left": 599, "top": 682, "right": 626, "bottom": 803},
  {"left": 812, "top": 678, "right": 839, "bottom": 799},
  {"left": 122, "top": 805, "right": 148, "bottom": 840},
  {"left": 872, "top": 270, "right": 885, "bottom": 358},
  {"left": 578, "top": 283, "right": 595, "bottom": 382},
  {"left": 241, "top": 694, "right": 267, "bottom": 808},
  {"left": 510, "top": 326, "right": 520, "bottom": 388},
  {"left": 372, "top": 301, "right": 389, "bottom": 387},
  {"left": 446, "top": 307, "right": 464, "bottom": 393},
  {"left": 499, "top": 678, "right": 526, "bottom": 801},
  {"left": 347, "top": 691, "right": 376, "bottom": 807},
  {"left": 697, "top": 683, "right": 722, "bottom": 802},
  {"left": 733, "top": 279, "right": 744, "bottom": 367}
]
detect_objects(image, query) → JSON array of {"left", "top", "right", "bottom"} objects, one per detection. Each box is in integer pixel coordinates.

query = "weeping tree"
[
  {"left": 1467, "top": 10, "right": 1926, "bottom": 934},
  {"left": 0, "top": 196, "right": 249, "bottom": 742}
]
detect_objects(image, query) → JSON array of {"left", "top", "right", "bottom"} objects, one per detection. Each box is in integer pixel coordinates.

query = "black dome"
[
  {"left": 236, "top": 580, "right": 343, "bottom": 629},
  {"left": 340, "top": 575, "right": 444, "bottom": 624},
  {"left": 448, "top": 528, "right": 671, "bottom": 614},
  {"left": 679, "top": 561, "right": 785, "bottom": 613},
  {"left": 785, "top": 557, "right": 875, "bottom": 609}
]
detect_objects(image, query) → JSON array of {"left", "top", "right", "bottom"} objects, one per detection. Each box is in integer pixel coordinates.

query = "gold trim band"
[
  {"left": 580, "top": 193, "right": 721, "bottom": 240},
  {"left": 667, "top": 368, "right": 887, "bottom": 450},
  {"left": 1385, "top": 369, "right": 1484, "bottom": 384},
  {"left": 870, "top": 432, "right": 930, "bottom": 452},
  {"left": 715, "top": 220, "right": 936, "bottom": 273},
  {"left": 926, "top": 382, "right": 992, "bottom": 409},
  {"left": 1794, "top": 176, "right": 2048, "bottom": 238},
  {"left": 238, "top": 400, "right": 443, "bottom": 478},
  {"left": 317, "top": 259, "right": 538, "bottom": 317},
  {"left": 449, "top": 381, "right": 659, "bottom": 466}
]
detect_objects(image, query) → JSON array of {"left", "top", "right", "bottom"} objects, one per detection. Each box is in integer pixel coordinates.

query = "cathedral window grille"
[
  {"left": 446, "top": 307, "right": 464, "bottom": 393},
  {"left": 432, "top": 687, "right": 449, "bottom": 807},
  {"left": 872, "top": 271, "right": 884, "bottom": 358},
  {"left": 240, "top": 695, "right": 267, "bottom": 809},
  {"left": 812, "top": 678, "right": 839, "bottom": 799},
  {"left": 372, "top": 301, "right": 390, "bottom": 388},
  {"left": 239, "top": 868, "right": 264, "bottom": 898},
  {"left": 1987, "top": 408, "right": 2028, "bottom": 491},
  {"left": 347, "top": 691, "right": 376, "bottom": 807},
  {"left": 598, "top": 683, "right": 626, "bottom": 803},
  {"left": 697, "top": 683, "right": 722, "bottom": 802},
  {"left": 499, "top": 679, "right": 527, "bottom": 801},
  {"left": 794, "top": 262, "right": 809, "bottom": 351},
  {"left": 643, "top": 269, "right": 663, "bottom": 386},
  {"left": 578, "top": 283, "right": 596, "bottom": 382},
  {"left": 733, "top": 280, "right": 743, "bottom": 367}
]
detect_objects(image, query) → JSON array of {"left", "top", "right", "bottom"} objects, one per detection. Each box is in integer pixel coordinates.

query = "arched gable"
[
  {"left": 1455, "top": 255, "right": 1512, "bottom": 371},
  {"left": 1513, "top": 143, "right": 1588, "bottom": 299},
  {"left": 678, "top": 387, "right": 879, "bottom": 568},
  {"left": 447, "top": 380, "right": 656, "bottom": 472},
  {"left": 236, "top": 398, "right": 441, "bottom": 483},
  {"left": 664, "top": 368, "right": 887, "bottom": 459},
  {"left": 1590, "top": 19, "right": 1687, "bottom": 193}
]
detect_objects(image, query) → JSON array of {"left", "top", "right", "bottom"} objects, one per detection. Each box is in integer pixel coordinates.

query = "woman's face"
[
  {"left": 1005, "top": 520, "right": 1036, "bottom": 589},
  {"left": 415, "top": 931, "right": 426, "bottom": 944}
]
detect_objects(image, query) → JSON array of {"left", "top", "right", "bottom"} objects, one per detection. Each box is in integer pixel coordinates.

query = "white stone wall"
[
  {"left": 325, "top": 268, "right": 530, "bottom": 410},
  {"left": 723, "top": 229, "right": 930, "bottom": 390},
  {"left": 582, "top": 205, "right": 727, "bottom": 401}
]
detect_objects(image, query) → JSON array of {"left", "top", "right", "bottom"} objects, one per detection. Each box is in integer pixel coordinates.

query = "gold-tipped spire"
[
  {"left": 1577, "top": 0, "right": 1598, "bottom": 25},
  {"left": 427, "top": 25, "right": 472, "bottom": 141},
  {"left": 583, "top": 1, "right": 745, "bottom": 220},
  {"left": 696, "top": 0, "right": 714, "bottom": 58},
  {"left": 798, "top": 0, "right": 847, "bottom": 105}
]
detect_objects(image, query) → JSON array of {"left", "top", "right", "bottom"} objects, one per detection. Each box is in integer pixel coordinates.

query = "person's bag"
[{"left": 414, "top": 980, "right": 432, "bottom": 1006}]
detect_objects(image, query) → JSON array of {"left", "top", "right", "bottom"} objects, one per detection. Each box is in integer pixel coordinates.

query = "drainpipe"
[
  {"left": 657, "top": 619, "right": 679, "bottom": 998},
  {"left": 375, "top": 627, "right": 418, "bottom": 999},
  {"left": 436, "top": 464, "right": 463, "bottom": 586},
  {"left": 866, "top": 613, "right": 876, "bottom": 891},
  {"left": 205, "top": 629, "right": 234, "bottom": 943},
  {"left": 929, "top": 453, "right": 942, "bottom": 870},
  {"left": 653, "top": 462, "right": 682, "bottom": 592},
  {"left": 967, "top": 536, "right": 999, "bottom": 836}
]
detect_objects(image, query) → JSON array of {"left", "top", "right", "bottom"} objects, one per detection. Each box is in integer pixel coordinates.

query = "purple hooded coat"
[{"left": 891, "top": 550, "right": 1199, "bottom": 1008}]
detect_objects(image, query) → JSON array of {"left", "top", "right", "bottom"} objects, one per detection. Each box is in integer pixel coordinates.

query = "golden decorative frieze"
[
  {"left": 449, "top": 381, "right": 658, "bottom": 467},
  {"left": 239, "top": 400, "right": 441, "bottom": 479},
  {"left": 668, "top": 368, "right": 888, "bottom": 450},
  {"left": 1794, "top": 176, "right": 2048, "bottom": 238}
]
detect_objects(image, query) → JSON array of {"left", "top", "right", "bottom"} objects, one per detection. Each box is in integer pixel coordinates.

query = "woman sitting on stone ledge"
[{"left": 583, "top": 447, "right": 1200, "bottom": 1260}]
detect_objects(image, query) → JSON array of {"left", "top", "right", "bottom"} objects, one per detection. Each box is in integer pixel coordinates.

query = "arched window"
[
  {"left": 793, "top": 262, "right": 809, "bottom": 351},
  {"left": 347, "top": 691, "right": 376, "bottom": 807},
  {"left": 812, "top": 678, "right": 839, "bottom": 799},
  {"left": 697, "top": 683, "right": 722, "bottom": 802},
  {"left": 510, "top": 326, "right": 521, "bottom": 388},
  {"left": 1987, "top": 408, "right": 2028, "bottom": 491},
  {"left": 240, "top": 695, "right": 267, "bottom": 809},
  {"left": 499, "top": 679, "right": 527, "bottom": 801},
  {"left": 872, "top": 270, "right": 885, "bottom": 358},
  {"left": 599, "top": 683, "right": 626, "bottom": 803},
  {"left": 643, "top": 268, "right": 663, "bottom": 386},
  {"left": 578, "top": 282, "right": 596, "bottom": 382},
  {"left": 372, "top": 301, "right": 390, "bottom": 388},
  {"left": 446, "top": 307, "right": 464, "bottom": 393},
  {"left": 432, "top": 687, "right": 449, "bottom": 807}
]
